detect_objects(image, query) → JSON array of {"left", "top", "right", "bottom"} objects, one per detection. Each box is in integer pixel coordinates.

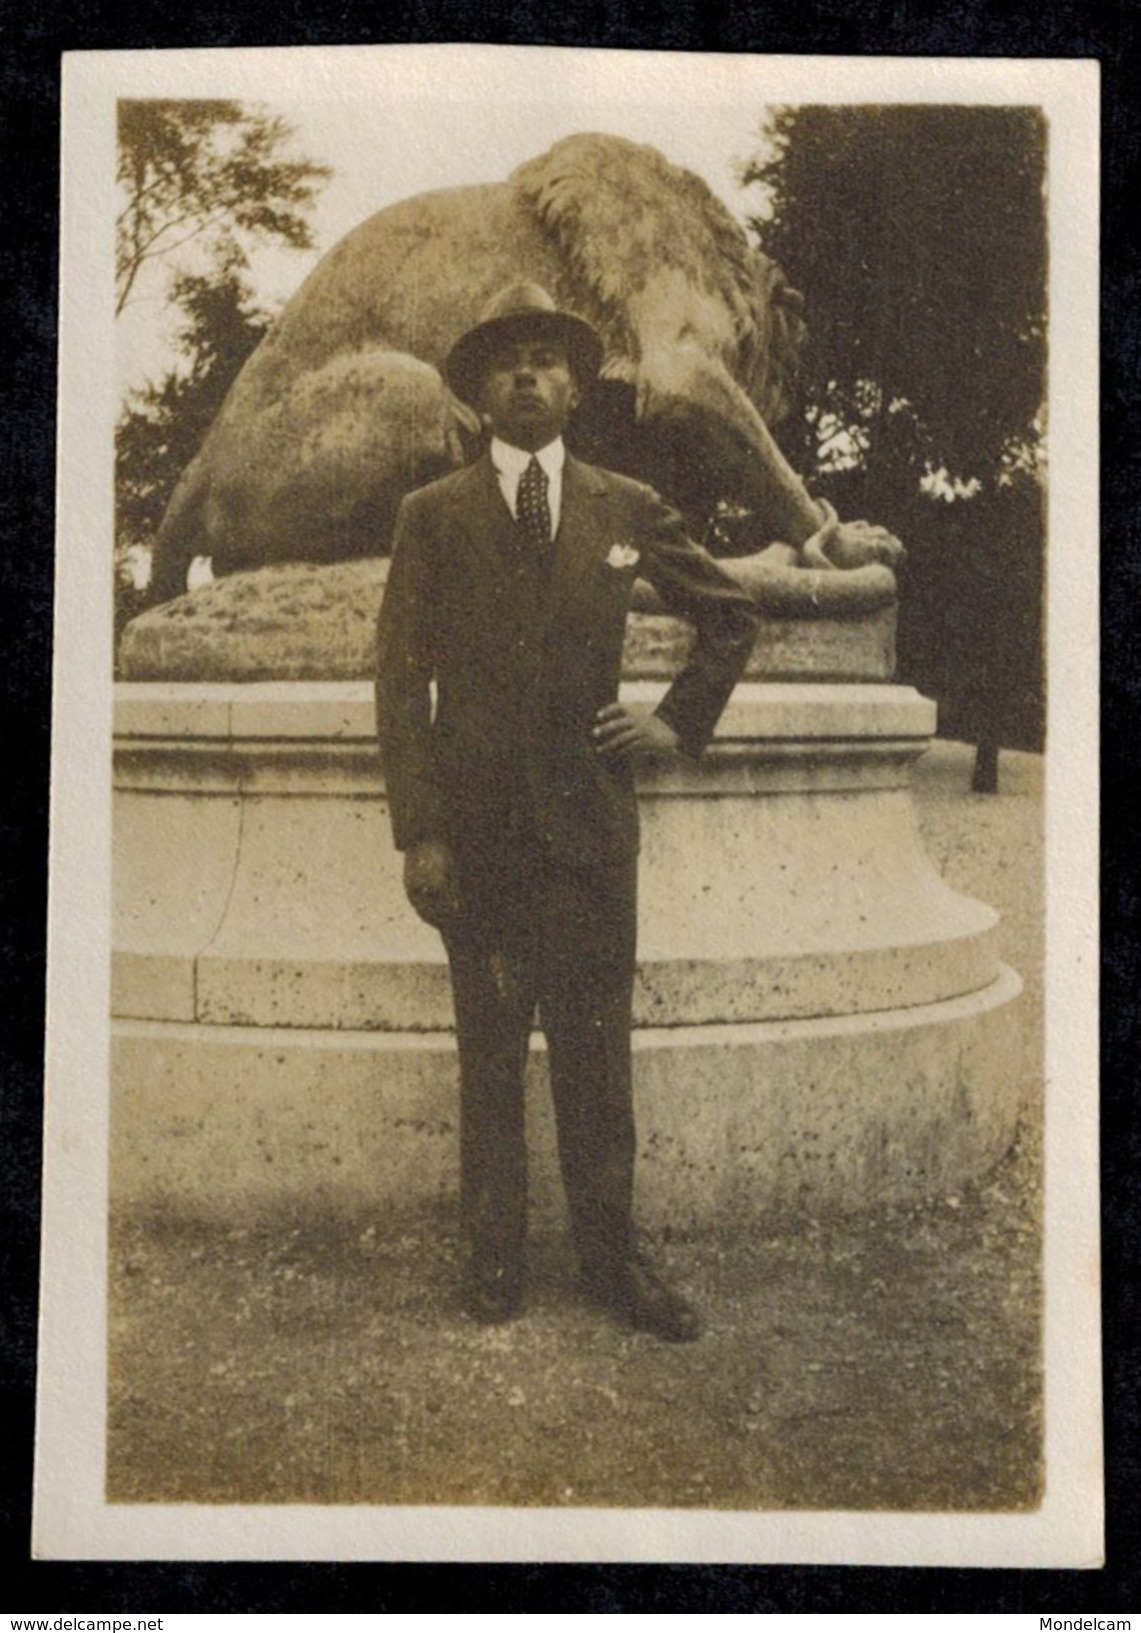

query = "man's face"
[{"left": 475, "top": 334, "right": 580, "bottom": 451}]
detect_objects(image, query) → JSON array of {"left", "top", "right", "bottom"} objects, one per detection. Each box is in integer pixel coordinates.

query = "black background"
[{"left": 2, "top": 0, "right": 1136, "bottom": 1613}]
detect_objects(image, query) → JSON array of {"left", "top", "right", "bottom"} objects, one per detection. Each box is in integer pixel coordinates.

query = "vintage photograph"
[{"left": 38, "top": 48, "right": 1100, "bottom": 1563}]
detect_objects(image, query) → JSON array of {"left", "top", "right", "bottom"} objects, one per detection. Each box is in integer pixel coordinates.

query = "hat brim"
[{"left": 445, "top": 309, "right": 603, "bottom": 407}]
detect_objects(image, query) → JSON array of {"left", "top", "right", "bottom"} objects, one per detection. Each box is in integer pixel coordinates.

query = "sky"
[{"left": 117, "top": 98, "right": 778, "bottom": 392}]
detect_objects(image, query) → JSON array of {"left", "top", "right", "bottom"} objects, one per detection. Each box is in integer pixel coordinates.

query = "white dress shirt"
[{"left": 490, "top": 436, "right": 566, "bottom": 540}]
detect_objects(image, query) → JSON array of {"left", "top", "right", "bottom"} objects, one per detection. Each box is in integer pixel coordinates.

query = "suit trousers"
[{"left": 443, "top": 826, "right": 639, "bottom": 1292}]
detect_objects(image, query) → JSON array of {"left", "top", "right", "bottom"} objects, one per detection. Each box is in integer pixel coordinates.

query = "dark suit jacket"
[{"left": 375, "top": 452, "right": 758, "bottom": 874}]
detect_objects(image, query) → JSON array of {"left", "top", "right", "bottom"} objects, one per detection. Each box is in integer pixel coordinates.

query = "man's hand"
[
  {"left": 592, "top": 702, "right": 681, "bottom": 761},
  {"left": 403, "top": 840, "right": 461, "bottom": 930}
]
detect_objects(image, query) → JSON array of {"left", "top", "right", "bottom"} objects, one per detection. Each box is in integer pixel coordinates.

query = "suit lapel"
[
  {"left": 444, "top": 454, "right": 521, "bottom": 578},
  {"left": 551, "top": 455, "right": 610, "bottom": 604},
  {"left": 442, "top": 452, "right": 613, "bottom": 608}
]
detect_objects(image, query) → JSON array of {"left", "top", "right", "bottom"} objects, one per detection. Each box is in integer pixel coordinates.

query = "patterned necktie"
[{"left": 516, "top": 455, "right": 553, "bottom": 560}]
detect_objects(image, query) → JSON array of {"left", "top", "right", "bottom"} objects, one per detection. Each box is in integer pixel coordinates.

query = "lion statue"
[{"left": 148, "top": 133, "right": 902, "bottom": 613}]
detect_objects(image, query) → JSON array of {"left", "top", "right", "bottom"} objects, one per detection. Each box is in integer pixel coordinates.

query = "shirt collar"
[{"left": 490, "top": 436, "right": 566, "bottom": 484}]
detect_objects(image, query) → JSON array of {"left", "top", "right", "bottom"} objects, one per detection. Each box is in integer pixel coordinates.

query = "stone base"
[
  {"left": 111, "top": 965, "right": 1021, "bottom": 1229},
  {"left": 112, "top": 678, "right": 1022, "bottom": 1228},
  {"left": 118, "top": 560, "right": 897, "bottom": 683}
]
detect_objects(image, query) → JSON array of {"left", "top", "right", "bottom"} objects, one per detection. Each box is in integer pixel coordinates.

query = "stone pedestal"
[{"left": 111, "top": 677, "right": 1021, "bottom": 1228}]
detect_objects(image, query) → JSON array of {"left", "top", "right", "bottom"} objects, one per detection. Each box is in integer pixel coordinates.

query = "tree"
[
  {"left": 114, "top": 101, "right": 329, "bottom": 644},
  {"left": 114, "top": 263, "right": 272, "bottom": 651},
  {"left": 116, "top": 99, "right": 329, "bottom": 316},
  {"left": 116, "top": 261, "right": 270, "bottom": 543},
  {"left": 745, "top": 105, "right": 1046, "bottom": 497},
  {"left": 745, "top": 106, "right": 1047, "bottom": 771}
]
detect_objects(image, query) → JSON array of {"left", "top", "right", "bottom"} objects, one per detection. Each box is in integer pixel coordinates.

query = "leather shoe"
[{"left": 586, "top": 1256, "right": 703, "bottom": 1343}]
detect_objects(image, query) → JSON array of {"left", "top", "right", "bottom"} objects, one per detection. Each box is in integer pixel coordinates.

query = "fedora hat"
[{"left": 445, "top": 282, "right": 603, "bottom": 407}]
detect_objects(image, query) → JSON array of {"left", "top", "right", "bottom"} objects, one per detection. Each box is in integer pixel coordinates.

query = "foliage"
[
  {"left": 115, "top": 265, "right": 271, "bottom": 655},
  {"left": 745, "top": 106, "right": 1048, "bottom": 753},
  {"left": 114, "top": 101, "right": 329, "bottom": 640},
  {"left": 116, "top": 261, "right": 270, "bottom": 541},
  {"left": 116, "top": 99, "right": 330, "bottom": 316},
  {"left": 745, "top": 104, "right": 1047, "bottom": 494}
]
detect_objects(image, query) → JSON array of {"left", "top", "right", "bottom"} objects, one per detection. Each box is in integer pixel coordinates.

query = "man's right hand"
[{"left": 403, "top": 840, "right": 461, "bottom": 931}]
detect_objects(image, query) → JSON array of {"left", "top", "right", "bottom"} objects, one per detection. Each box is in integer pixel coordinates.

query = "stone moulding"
[
  {"left": 111, "top": 678, "right": 1021, "bottom": 1223},
  {"left": 118, "top": 562, "right": 898, "bottom": 685}
]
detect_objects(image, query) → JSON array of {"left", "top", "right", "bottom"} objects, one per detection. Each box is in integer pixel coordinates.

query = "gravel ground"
[{"left": 108, "top": 741, "right": 1044, "bottom": 1512}]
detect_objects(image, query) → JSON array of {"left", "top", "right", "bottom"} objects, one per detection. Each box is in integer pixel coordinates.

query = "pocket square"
[{"left": 606, "top": 542, "right": 641, "bottom": 570}]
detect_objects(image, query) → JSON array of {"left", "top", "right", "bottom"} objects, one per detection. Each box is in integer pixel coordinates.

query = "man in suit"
[{"left": 376, "top": 283, "right": 758, "bottom": 1341}]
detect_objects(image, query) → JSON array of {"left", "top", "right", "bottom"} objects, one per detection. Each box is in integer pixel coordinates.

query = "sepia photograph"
[{"left": 37, "top": 46, "right": 1100, "bottom": 1564}]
